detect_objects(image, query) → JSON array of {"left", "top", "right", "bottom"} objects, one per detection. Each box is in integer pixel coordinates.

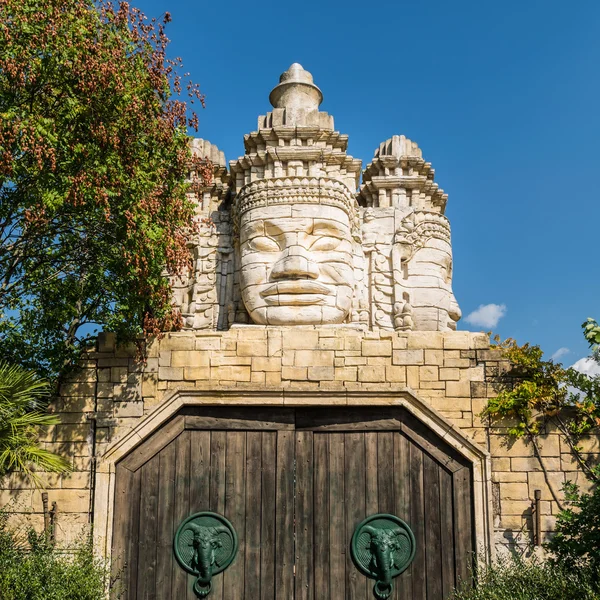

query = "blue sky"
[{"left": 134, "top": 0, "right": 599, "bottom": 365}]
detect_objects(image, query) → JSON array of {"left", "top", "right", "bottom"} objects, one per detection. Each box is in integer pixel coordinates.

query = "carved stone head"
[
  {"left": 236, "top": 181, "right": 357, "bottom": 325},
  {"left": 396, "top": 213, "right": 461, "bottom": 331}
]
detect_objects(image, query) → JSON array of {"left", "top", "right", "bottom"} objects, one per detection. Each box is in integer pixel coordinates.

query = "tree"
[
  {"left": 0, "top": 362, "right": 70, "bottom": 481},
  {"left": 0, "top": 0, "right": 208, "bottom": 380}
]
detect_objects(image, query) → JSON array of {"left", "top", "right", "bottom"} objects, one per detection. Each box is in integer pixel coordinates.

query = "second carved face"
[{"left": 239, "top": 204, "right": 355, "bottom": 325}]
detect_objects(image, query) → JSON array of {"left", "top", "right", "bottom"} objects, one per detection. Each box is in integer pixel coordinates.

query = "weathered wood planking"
[{"left": 112, "top": 406, "right": 474, "bottom": 599}]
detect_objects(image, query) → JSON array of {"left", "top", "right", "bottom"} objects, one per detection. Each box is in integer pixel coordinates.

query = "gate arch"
[{"left": 97, "top": 390, "right": 493, "bottom": 599}]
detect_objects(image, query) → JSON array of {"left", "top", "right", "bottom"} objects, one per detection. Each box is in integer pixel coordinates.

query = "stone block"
[
  {"left": 111, "top": 367, "right": 128, "bottom": 383},
  {"left": 392, "top": 335, "right": 408, "bottom": 350},
  {"left": 385, "top": 366, "right": 406, "bottom": 383},
  {"left": 362, "top": 340, "right": 392, "bottom": 356},
  {"left": 53, "top": 424, "right": 89, "bottom": 442},
  {"left": 419, "top": 366, "right": 439, "bottom": 381},
  {"left": 392, "top": 350, "right": 424, "bottom": 365},
  {"left": 160, "top": 333, "right": 195, "bottom": 351},
  {"left": 184, "top": 367, "right": 210, "bottom": 380},
  {"left": 406, "top": 366, "right": 420, "bottom": 389},
  {"left": 511, "top": 457, "right": 561, "bottom": 472},
  {"left": 60, "top": 382, "right": 96, "bottom": 397},
  {"left": 528, "top": 471, "right": 565, "bottom": 501},
  {"left": 282, "top": 330, "right": 319, "bottom": 349},
  {"left": 265, "top": 372, "right": 282, "bottom": 386},
  {"left": 318, "top": 337, "right": 343, "bottom": 350},
  {"left": 171, "top": 351, "right": 209, "bottom": 368},
  {"left": 158, "top": 352, "right": 171, "bottom": 367},
  {"left": 493, "top": 472, "right": 527, "bottom": 483},
  {"left": 210, "top": 356, "right": 252, "bottom": 366},
  {"left": 344, "top": 357, "right": 367, "bottom": 366},
  {"left": 238, "top": 341, "right": 268, "bottom": 356},
  {"left": 424, "top": 350, "right": 444, "bottom": 365},
  {"left": 439, "top": 368, "right": 460, "bottom": 381},
  {"left": 158, "top": 367, "right": 184, "bottom": 381},
  {"left": 308, "top": 367, "right": 334, "bottom": 381},
  {"left": 141, "top": 373, "right": 158, "bottom": 396},
  {"left": 443, "top": 358, "right": 471, "bottom": 368},
  {"left": 358, "top": 366, "right": 386, "bottom": 383},
  {"left": 445, "top": 380, "right": 471, "bottom": 397},
  {"left": 500, "top": 482, "right": 530, "bottom": 500},
  {"left": 282, "top": 367, "right": 308, "bottom": 381},
  {"left": 430, "top": 396, "right": 472, "bottom": 412},
  {"left": 334, "top": 367, "right": 357, "bottom": 381},
  {"left": 295, "top": 350, "right": 334, "bottom": 367},
  {"left": 344, "top": 336, "right": 362, "bottom": 351},
  {"left": 211, "top": 366, "right": 251, "bottom": 382},
  {"left": 195, "top": 336, "right": 221, "bottom": 350},
  {"left": 97, "top": 331, "right": 116, "bottom": 353},
  {"left": 251, "top": 371, "right": 266, "bottom": 385},
  {"left": 443, "top": 332, "right": 473, "bottom": 350},
  {"left": 252, "top": 357, "right": 282, "bottom": 372},
  {"left": 407, "top": 331, "right": 443, "bottom": 349}
]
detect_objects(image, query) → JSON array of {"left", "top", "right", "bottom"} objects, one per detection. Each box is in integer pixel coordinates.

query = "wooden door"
[
  {"left": 112, "top": 406, "right": 474, "bottom": 599},
  {"left": 295, "top": 407, "right": 474, "bottom": 600}
]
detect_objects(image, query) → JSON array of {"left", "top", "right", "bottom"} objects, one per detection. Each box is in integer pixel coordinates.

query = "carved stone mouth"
[{"left": 261, "top": 281, "right": 332, "bottom": 297}]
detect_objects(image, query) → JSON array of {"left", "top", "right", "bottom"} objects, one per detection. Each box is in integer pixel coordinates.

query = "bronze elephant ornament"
[
  {"left": 351, "top": 514, "right": 416, "bottom": 599},
  {"left": 173, "top": 512, "right": 238, "bottom": 598}
]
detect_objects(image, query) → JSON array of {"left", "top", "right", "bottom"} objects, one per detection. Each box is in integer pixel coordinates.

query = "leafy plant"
[
  {"left": 546, "top": 478, "right": 600, "bottom": 579},
  {"left": 484, "top": 323, "right": 600, "bottom": 486},
  {"left": 0, "top": 0, "right": 210, "bottom": 380},
  {"left": 0, "top": 510, "right": 118, "bottom": 599},
  {"left": 0, "top": 362, "right": 70, "bottom": 481},
  {"left": 451, "top": 553, "right": 600, "bottom": 600}
]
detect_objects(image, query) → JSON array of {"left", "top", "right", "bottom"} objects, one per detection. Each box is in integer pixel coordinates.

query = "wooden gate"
[{"left": 112, "top": 407, "right": 474, "bottom": 599}]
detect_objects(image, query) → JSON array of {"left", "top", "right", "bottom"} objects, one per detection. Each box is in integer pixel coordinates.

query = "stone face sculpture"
[{"left": 172, "top": 63, "right": 461, "bottom": 332}]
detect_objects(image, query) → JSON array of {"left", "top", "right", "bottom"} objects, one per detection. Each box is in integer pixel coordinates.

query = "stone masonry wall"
[{"left": 1, "top": 327, "right": 597, "bottom": 553}]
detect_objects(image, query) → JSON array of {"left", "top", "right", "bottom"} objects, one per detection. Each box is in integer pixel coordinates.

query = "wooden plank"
[
  {"left": 345, "top": 432, "right": 366, "bottom": 599},
  {"left": 209, "top": 431, "right": 226, "bottom": 600},
  {"left": 120, "top": 416, "right": 185, "bottom": 473},
  {"left": 126, "top": 469, "right": 142, "bottom": 600},
  {"left": 136, "top": 458, "right": 159, "bottom": 600},
  {"left": 453, "top": 467, "right": 473, "bottom": 588},
  {"left": 377, "top": 432, "right": 394, "bottom": 514},
  {"left": 409, "top": 443, "right": 426, "bottom": 600},
  {"left": 155, "top": 442, "right": 176, "bottom": 599},
  {"left": 260, "top": 432, "right": 277, "bottom": 600},
  {"left": 395, "top": 432, "right": 412, "bottom": 600},
  {"left": 222, "top": 432, "right": 246, "bottom": 599},
  {"left": 187, "top": 431, "right": 211, "bottom": 600},
  {"left": 424, "top": 454, "right": 443, "bottom": 600},
  {"left": 298, "top": 414, "right": 403, "bottom": 432},
  {"left": 295, "top": 431, "right": 314, "bottom": 600},
  {"left": 365, "top": 433, "right": 378, "bottom": 517},
  {"left": 111, "top": 465, "right": 132, "bottom": 597},
  {"left": 314, "top": 434, "right": 330, "bottom": 600},
  {"left": 171, "top": 431, "right": 191, "bottom": 599},
  {"left": 185, "top": 412, "right": 294, "bottom": 431},
  {"left": 189, "top": 430, "right": 211, "bottom": 513},
  {"left": 275, "top": 430, "right": 294, "bottom": 599},
  {"left": 439, "top": 468, "right": 456, "bottom": 598},
  {"left": 244, "top": 432, "right": 262, "bottom": 599},
  {"left": 329, "top": 433, "right": 345, "bottom": 600}
]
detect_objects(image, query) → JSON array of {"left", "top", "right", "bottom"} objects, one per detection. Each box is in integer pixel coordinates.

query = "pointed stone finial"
[{"left": 269, "top": 63, "right": 323, "bottom": 112}]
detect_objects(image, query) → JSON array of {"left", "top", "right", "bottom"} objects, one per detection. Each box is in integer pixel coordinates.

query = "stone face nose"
[
  {"left": 270, "top": 246, "right": 319, "bottom": 280},
  {"left": 269, "top": 63, "right": 323, "bottom": 112}
]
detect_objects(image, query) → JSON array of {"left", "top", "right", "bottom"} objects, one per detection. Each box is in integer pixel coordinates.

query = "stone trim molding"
[{"left": 93, "top": 386, "right": 494, "bottom": 565}]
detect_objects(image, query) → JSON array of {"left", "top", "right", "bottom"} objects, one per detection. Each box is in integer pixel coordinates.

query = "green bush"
[
  {"left": 451, "top": 553, "right": 600, "bottom": 600},
  {"left": 547, "top": 479, "right": 600, "bottom": 579},
  {"left": 0, "top": 512, "right": 117, "bottom": 600}
]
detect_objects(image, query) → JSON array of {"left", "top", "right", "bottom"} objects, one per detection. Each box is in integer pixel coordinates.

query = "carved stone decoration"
[{"left": 171, "top": 63, "right": 462, "bottom": 331}]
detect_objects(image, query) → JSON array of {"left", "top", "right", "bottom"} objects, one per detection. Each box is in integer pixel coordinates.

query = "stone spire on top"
[
  {"left": 269, "top": 63, "right": 323, "bottom": 112},
  {"left": 257, "top": 63, "right": 333, "bottom": 129}
]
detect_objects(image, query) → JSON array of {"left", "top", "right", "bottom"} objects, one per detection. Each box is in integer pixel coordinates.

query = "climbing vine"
[{"left": 484, "top": 319, "right": 600, "bottom": 487}]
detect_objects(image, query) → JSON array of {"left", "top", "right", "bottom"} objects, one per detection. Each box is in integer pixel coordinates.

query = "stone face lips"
[{"left": 172, "top": 64, "right": 461, "bottom": 331}]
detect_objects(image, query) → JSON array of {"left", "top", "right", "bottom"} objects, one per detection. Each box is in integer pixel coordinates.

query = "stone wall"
[{"left": 2, "top": 327, "right": 596, "bottom": 555}]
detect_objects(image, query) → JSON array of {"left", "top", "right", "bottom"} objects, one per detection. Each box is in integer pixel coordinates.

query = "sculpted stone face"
[
  {"left": 404, "top": 236, "right": 461, "bottom": 331},
  {"left": 239, "top": 204, "right": 355, "bottom": 325}
]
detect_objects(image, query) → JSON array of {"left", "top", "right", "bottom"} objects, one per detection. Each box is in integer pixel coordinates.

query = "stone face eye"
[
  {"left": 249, "top": 236, "right": 279, "bottom": 252},
  {"left": 309, "top": 236, "right": 341, "bottom": 252}
]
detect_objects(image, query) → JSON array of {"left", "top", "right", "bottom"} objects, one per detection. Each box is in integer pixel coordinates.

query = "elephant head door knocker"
[
  {"left": 351, "top": 514, "right": 416, "bottom": 599},
  {"left": 174, "top": 512, "right": 238, "bottom": 598}
]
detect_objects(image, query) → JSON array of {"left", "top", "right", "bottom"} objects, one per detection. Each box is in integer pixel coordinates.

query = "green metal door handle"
[
  {"left": 351, "top": 514, "right": 416, "bottom": 599},
  {"left": 173, "top": 512, "right": 238, "bottom": 598}
]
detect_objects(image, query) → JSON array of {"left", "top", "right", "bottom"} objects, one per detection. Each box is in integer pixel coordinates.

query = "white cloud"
[
  {"left": 464, "top": 303, "right": 507, "bottom": 329},
  {"left": 570, "top": 357, "right": 600, "bottom": 377},
  {"left": 550, "top": 347, "right": 570, "bottom": 362}
]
